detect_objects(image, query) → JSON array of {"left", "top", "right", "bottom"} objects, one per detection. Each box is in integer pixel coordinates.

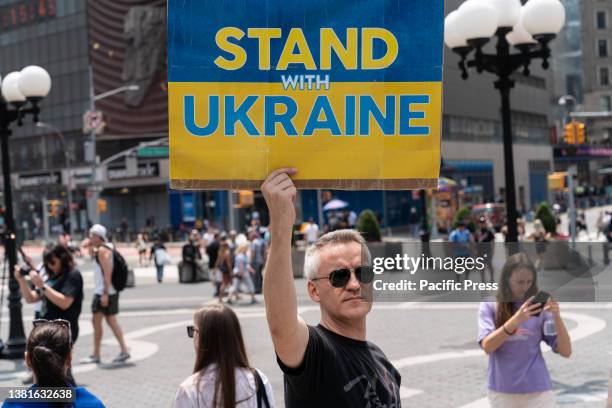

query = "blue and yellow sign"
[{"left": 168, "top": 0, "right": 444, "bottom": 189}]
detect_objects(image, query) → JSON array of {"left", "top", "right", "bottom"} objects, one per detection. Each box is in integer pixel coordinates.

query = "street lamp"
[
  {"left": 558, "top": 94, "right": 577, "bottom": 126},
  {"left": 36, "top": 122, "right": 75, "bottom": 236},
  {"left": 444, "top": 0, "right": 565, "bottom": 242},
  {"left": 0, "top": 65, "right": 51, "bottom": 358},
  {"left": 87, "top": 83, "right": 139, "bottom": 225}
]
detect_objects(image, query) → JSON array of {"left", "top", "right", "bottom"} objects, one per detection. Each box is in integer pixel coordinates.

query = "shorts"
[
  {"left": 488, "top": 390, "right": 556, "bottom": 408},
  {"left": 91, "top": 293, "right": 120, "bottom": 315}
]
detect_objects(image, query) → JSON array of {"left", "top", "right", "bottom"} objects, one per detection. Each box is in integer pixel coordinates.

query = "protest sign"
[{"left": 168, "top": 0, "right": 444, "bottom": 189}]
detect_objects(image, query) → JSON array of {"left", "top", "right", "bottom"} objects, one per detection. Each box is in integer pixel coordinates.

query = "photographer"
[{"left": 15, "top": 244, "right": 83, "bottom": 344}]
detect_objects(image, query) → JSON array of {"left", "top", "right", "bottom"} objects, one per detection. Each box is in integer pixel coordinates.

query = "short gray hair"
[{"left": 304, "top": 229, "right": 372, "bottom": 280}]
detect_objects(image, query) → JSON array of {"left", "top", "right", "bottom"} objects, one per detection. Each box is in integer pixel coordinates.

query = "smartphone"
[{"left": 531, "top": 291, "right": 551, "bottom": 317}]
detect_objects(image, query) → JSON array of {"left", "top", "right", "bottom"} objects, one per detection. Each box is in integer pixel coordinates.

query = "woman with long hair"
[
  {"left": 2, "top": 320, "right": 105, "bottom": 407},
  {"left": 215, "top": 243, "right": 233, "bottom": 303},
  {"left": 173, "top": 305, "right": 274, "bottom": 408},
  {"left": 478, "top": 253, "right": 572, "bottom": 408},
  {"left": 228, "top": 243, "right": 256, "bottom": 305}
]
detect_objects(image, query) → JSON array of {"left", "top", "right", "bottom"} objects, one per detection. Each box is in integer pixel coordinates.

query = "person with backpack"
[
  {"left": 81, "top": 224, "right": 130, "bottom": 364},
  {"left": 172, "top": 304, "right": 275, "bottom": 408}
]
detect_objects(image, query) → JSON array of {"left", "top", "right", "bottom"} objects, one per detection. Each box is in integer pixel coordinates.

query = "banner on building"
[{"left": 168, "top": 0, "right": 443, "bottom": 190}]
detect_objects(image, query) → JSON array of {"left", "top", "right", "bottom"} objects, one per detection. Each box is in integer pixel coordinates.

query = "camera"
[{"left": 19, "top": 265, "right": 32, "bottom": 277}]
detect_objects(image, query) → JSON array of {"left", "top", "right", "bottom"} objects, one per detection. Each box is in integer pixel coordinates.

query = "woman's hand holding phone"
[{"left": 512, "top": 297, "right": 544, "bottom": 325}]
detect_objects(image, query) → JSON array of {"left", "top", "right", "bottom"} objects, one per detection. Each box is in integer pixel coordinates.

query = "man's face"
[
  {"left": 308, "top": 241, "right": 372, "bottom": 322},
  {"left": 89, "top": 234, "right": 103, "bottom": 247}
]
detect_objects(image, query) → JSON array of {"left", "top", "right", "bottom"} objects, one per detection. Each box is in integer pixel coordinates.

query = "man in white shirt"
[{"left": 303, "top": 218, "right": 319, "bottom": 245}]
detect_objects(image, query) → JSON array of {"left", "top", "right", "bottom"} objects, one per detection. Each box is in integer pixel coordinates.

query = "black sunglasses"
[
  {"left": 311, "top": 266, "right": 374, "bottom": 288},
  {"left": 186, "top": 325, "right": 199, "bottom": 338},
  {"left": 33, "top": 319, "right": 72, "bottom": 344}
]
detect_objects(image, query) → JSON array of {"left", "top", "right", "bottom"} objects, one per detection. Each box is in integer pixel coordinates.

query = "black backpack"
[{"left": 96, "top": 245, "right": 129, "bottom": 292}]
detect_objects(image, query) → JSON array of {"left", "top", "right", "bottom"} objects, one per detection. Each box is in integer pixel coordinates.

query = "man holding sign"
[{"left": 262, "top": 168, "right": 401, "bottom": 407}]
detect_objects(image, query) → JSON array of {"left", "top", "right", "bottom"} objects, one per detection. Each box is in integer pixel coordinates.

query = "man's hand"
[
  {"left": 261, "top": 168, "right": 297, "bottom": 232},
  {"left": 100, "top": 293, "right": 109, "bottom": 307}
]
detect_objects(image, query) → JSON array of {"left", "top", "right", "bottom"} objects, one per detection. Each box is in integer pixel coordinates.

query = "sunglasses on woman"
[
  {"left": 186, "top": 325, "right": 199, "bottom": 338},
  {"left": 32, "top": 319, "right": 72, "bottom": 344},
  {"left": 310, "top": 265, "right": 374, "bottom": 288}
]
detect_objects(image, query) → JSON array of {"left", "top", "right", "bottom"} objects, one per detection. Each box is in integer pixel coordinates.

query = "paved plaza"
[{"left": 0, "top": 254, "right": 608, "bottom": 407}]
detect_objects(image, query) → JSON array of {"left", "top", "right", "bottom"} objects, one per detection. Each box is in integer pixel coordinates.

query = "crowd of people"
[{"left": 3, "top": 169, "right": 577, "bottom": 408}]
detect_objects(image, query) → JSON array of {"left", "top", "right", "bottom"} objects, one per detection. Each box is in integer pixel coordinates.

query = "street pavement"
[{"left": 0, "top": 255, "right": 608, "bottom": 407}]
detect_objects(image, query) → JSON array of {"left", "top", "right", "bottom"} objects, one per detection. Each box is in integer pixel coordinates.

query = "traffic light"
[
  {"left": 97, "top": 199, "right": 107, "bottom": 213},
  {"left": 564, "top": 121, "right": 577, "bottom": 144},
  {"left": 576, "top": 122, "right": 586, "bottom": 144}
]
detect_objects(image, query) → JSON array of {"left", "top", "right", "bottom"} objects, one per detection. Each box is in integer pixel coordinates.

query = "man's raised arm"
[{"left": 261, "top": 168, "right": 309, "bottom": 368}]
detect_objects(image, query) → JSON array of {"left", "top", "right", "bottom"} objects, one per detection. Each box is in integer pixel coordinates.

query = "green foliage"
[
  {"left": 356, "top": 210, "right": 382, "bottom": 242},
  {"left": 535, "top": 202, "right": 556, "bottom": 234},
  {"left": 452, "top": 206, "right": 476, "bottom": 232}
]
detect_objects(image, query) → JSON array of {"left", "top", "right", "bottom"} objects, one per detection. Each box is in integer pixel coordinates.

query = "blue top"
[{"left": 2, "top": 386, "right": 105, "bottom": 408}]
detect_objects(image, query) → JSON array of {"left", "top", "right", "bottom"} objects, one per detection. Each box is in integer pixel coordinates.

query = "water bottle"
[{"left": 543, "top": 319, "right": 556, "bottom": 336}]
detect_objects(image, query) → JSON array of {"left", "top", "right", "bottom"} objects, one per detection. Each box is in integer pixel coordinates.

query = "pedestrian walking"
[
  {"left": 150, "top": 235, "right": 169, "bottom": 283},
  {"left": 261, "top": 168, "right": 401, "bottom": 407},
  {"left": 173, "top": 305, "right": 275, "bottom": 408},
  {"left": 303, "top": 218, "right": 319, "bottom": 245},
  {"left": 215, "top": 243, "right": 233, "bottom": 303},
  {"left": 206, "top": 232, "right": 221, "bottom": 296},
  {"left": 135, "top": 233, "right": 148, "bottom": 266},
  {"left": 478, "top": 253, "right": 572, "bottom": 408},
  {"left": 2, "top": 321, "right": 105, "bottom": 408},
  {"left": 228, "top": 242, "right": 256, "bottom": 305},
  {"left": 527, "top": 219, "right": 550, "bottom": 271},
  {"left": 80, "top": 224, "right": 130, "bottom": 364},
  {"left": 249, "top": 231, "right": 266, "bottom": 294},
  {"left": 181, "top": 230, "right": 202, "bottom": 283}
]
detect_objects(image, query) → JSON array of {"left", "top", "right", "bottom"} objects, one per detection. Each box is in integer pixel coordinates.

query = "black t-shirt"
[
  {"left": 42, "top": 269, "right": 83, "bottom": 343},
  {"left": 278, "top": 324, "right": 401, "bottom": 408},
  {"left": 206, "top": 241, "right": 220, "bottom": 269}
]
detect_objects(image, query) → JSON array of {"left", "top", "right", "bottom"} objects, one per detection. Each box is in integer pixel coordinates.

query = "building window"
[
  {"left": 597, "top": 11, "right": 608, "bottom": 29},
  {"left": 600, "top": 95, "right": 611, "bottom": 111},
  {"left": 600, "top": 66, "right": 610, "bottom": 85},
  {"left": 598, "top": 39, "right": 609, "bottom": 57}
]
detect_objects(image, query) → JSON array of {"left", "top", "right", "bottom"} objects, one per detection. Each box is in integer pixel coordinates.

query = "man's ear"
[{"left": 307, "top": 280, "right": 320, "bottom": 303}]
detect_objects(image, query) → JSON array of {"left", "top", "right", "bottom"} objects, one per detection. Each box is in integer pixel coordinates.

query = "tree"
[
  {"left": 452, "top": 206, "right": 475, "bottom": 232},
  {"left": 535, "top": 202, "right": 556, "bottom": 234},
  {"left": 356, "top": 210, "right": 382, "bottom": 242}
]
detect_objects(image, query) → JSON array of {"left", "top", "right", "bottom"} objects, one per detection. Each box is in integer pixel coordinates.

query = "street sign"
[
  {"left": 137, "top": 146, "right": 169, "bottom": 158},
  {"left": 83, "top": 110, "right": 105, "bottom": 134},
  {"left": 168, "top": 0, "right": 444, "bottom": 190}
]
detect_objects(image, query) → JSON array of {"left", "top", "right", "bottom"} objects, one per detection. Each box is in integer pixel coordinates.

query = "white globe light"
[
  {"left": 18, "top": 65, "right": 51, "bottom": 98},
  {"left": 488, "top": 0, "right": 522, "bottom": 28},
  {"left": 521, "top": 0, "right": 566, "bottom": 36},
  {"left": 2, "top": 72, "right": 26, "bottom": 103},
  {"left": 506, "top": 9, "right": 537, "bottom": 45},
  {"left": 445, "top": 10, "right": 468, "bottom": 48},
  {"left": 455, "top": 0, "right": 499, "bottom": 42}
]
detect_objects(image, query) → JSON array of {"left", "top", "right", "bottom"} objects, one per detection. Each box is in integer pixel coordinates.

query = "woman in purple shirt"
[{"left": 478, "top": 253, "right": 572, "bottom": 408}]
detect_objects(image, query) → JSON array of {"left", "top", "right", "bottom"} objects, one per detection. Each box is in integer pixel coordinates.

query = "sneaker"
[
  {"left": 80, "top": 355, "right": 101, "bottom": 364},
  {"left": 112, "top": 351, "right": 130, "bottom": 363}
]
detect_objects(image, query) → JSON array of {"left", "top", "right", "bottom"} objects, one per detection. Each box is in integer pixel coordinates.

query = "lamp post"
[
  {"left": 36, "top": 122, "right": 75, "bottom": 236},
  {"left": 558, "top": 94, "right": 577, "bottom": 126},
  {"left": 444, "top": 0, "right": 566, "bottom": 242},
  {"left": 0, "top": 66, "right": 51, "bottom": 358},
  {"left": 87, "top": 83, "right": 139, "bottom": 226}
]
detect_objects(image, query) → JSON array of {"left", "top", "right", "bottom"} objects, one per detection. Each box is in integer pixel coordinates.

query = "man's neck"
[{"left": 320, "top": 314, "right": 366, "bottom": 341}]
